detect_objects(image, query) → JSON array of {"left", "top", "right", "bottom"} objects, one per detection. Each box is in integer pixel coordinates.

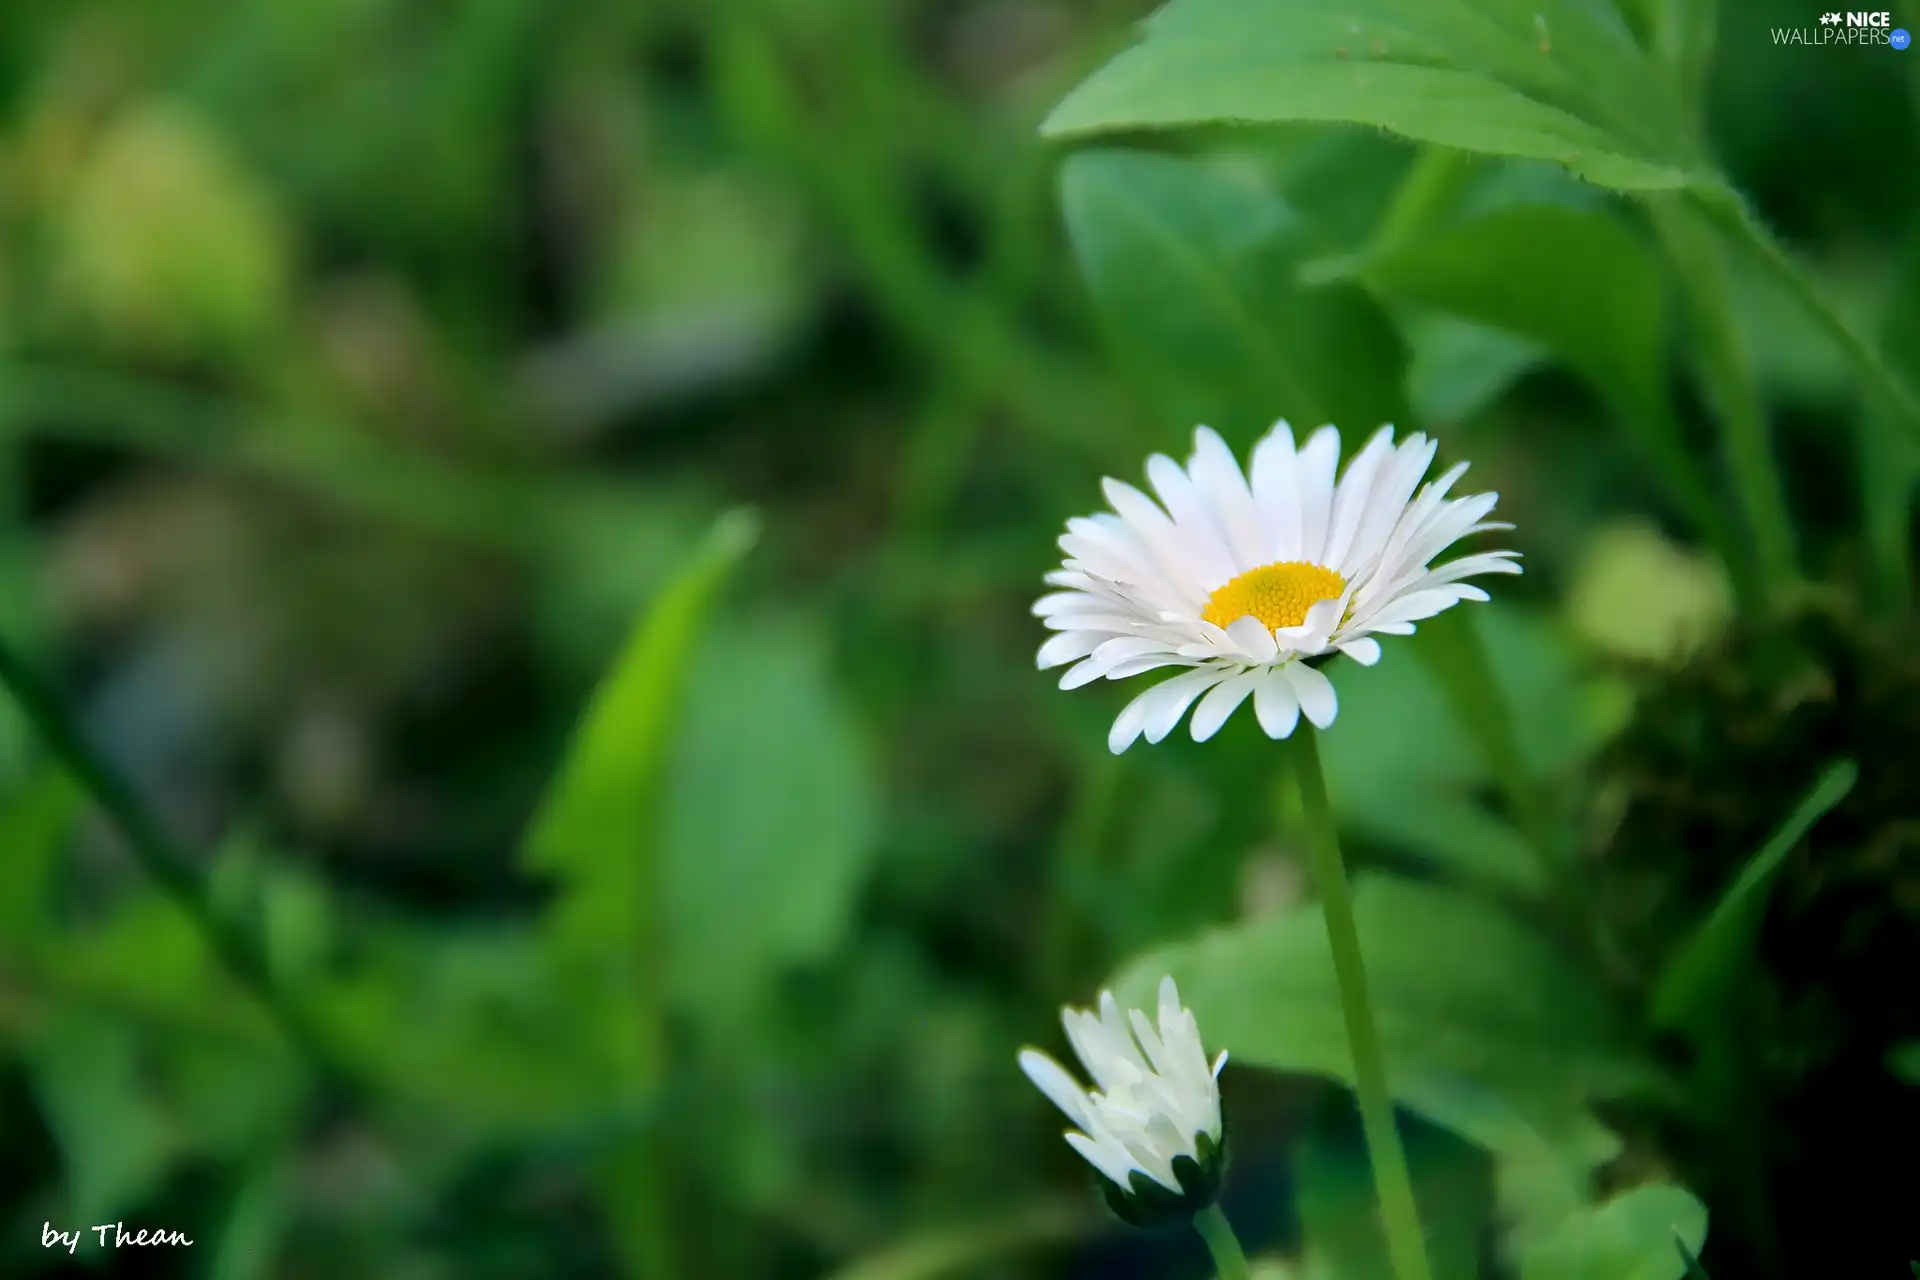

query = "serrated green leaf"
[
  {"left": 1650, "top": 760, "right": 1857, "bottom": 1030},
  {"left": 1060, "top": 148, "right": 1405, "bottom": 438},
  {"left": 1521, "top": 1184, "right": 1708, "bottom": 1280},
  {"left": 1044, "top": 0, "right": 1713, "bottom": 194}
]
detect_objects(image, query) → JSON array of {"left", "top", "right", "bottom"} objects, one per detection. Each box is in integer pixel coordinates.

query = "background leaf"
[
  {"left": 1361, "top": 203, "right": 1726, "bottom": 548},
  {"left": 662, "top": 620, "right": 881, "bottom": 1028},
  {"left": 1649, "top": 760, "right": 1857, "bottom": 1031},
  {"left": 1295, "top": 1096, "right": 1491, "bottom": 1280},
  {"left": 1109, "top": 872, "right": 1655, "bottom": 1123},
  {"left": 1061, "top": 147, "right": 1405, "bottom": 440},
  {"left": 1521, "top": 1184, "right": 1709, "bottom": 1280}
]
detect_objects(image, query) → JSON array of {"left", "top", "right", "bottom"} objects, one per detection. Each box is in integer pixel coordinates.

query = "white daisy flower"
[
  {"left": 1019, "top": 976, "right": 1228, "bottom": 1223},
  {"left": 1036, "top": 423, "right": 1519, "bottom": 752}
]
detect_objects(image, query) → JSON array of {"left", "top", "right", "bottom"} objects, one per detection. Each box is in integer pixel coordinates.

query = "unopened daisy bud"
[
  {"left": 1019, "top": 976, "right": 1228, "bottom": 1227},
  {"left": 1035, "top": 423, "right": 1519, "bottom": 751}
]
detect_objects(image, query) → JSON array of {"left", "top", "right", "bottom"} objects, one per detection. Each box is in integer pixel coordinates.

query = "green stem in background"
[
  {"left": 1193, "top": 1203, "right": 1251, "bottom": 1280},
  {"left": 0, "top": 633, "right": 337, "bottom": 1080},
  {"left": 1708, "top": 192, "right": 1920, "bottom": 450},
  {"left": 1290, "top": 727, "right": 1433, "bottom": 1280},
  {"left": 1649, "top": 197, "right": 1797, "bottom": 597},
  {"left": 1370, "top": 147, "right": 1477, "bottom": 256}
]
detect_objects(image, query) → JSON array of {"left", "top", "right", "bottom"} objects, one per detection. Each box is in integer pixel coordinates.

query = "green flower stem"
[
  {"left": 1193, "top": 1203, "right": 1250, "bottom": 1280},
  {"left": 0, "top": 632, "right": 338, "bottom": 1081},
  {"left": 1292, "top": 727, "right": 1433, "bottom": 1280}
]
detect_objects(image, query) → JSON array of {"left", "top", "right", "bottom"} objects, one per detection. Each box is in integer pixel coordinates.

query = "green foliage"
[
  {"left": 0, "top": 0, "right": 1910, "bottom": 1275},
  {"left": 1320, "top": 606, "right": 1602, "bottom": 897},
  {"left": 1650, "top": 760, "right": 1858, "bottom": 1032},
  {"left": 1061, "top": 147, "right": 1405, "bottom": 436},
  {"left": 1520, "top": 1184, "right": 1708, "bottom": 1280},
  {"left": 524, "top": 509, "right": 758, "bottom": 974},
  {"left": 1108, "top": 872, "right": 1652, "bottom": 1137},
  {"left": 1043, "top": 0, "right": 1711, "bottom": 193},
  {"left": 1361, "top": 202, "right": 1724, "bottom": 549},
  {"left": 0, "top": 767, "right": 79, "bottom": 943},
  {"left": 1295, "top": 1101, "right": 1490, "bottom": 1280},
  {"left": 661, "top": 620, "right": 879, "bottom": 1029}
]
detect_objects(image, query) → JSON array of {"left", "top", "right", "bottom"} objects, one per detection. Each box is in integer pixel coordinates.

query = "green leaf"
[
  {"left": 1402, "top": 313, "right": 1544, "bottom": 426},
  {"left": 0, "top": 768, "right": 81, "bottom": 945},
  {"left": 522, "top": 509, "right": 757, "bottom": 1086},
  {"left": 1110, "top": 873, "right": 1654, "bottom": 1124},
  {"left": 1650, "top": 760, "right": 1857, "bottom": 1030},
  {"left": 1296, "top": 1097, "right": 1491, "bottom": 1280},
  {"left": 1676, "top": 1235, "right": 1713, "bottom": 1279},
  {"left": 661, "top": 620, "right": 880, "bottom": 1027},
  {"left": 825, "top": 1202, "right": 1085, "bottom": 1280},
  {"left": 1321, "top": 607, "right": 1599, "bottom": 897},
  {"left": 524, "top": 510, "right": 758, "bottom": 957},
  {"left": 1060, "top": 148, "right": 1405, "bottom": 437},
  {"left": 24, "top": 1012, "right": 179, "bottom": 1225},
  {"left": 208, "top": 1157, "right": 291, "bottom": 1280},
  {"left": 1360, "top": 203, "right": 1725, "bottom": 549},
  {"left": 1043, "top": 0, "right": 1712, "bottom": 194},
  {"left": 1521, "top": 1184, "right": 1708, "bottom": 1280}
]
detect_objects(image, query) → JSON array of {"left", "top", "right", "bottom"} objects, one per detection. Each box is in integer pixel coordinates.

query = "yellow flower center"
[{"left": 1201, "top": 561, "right": 1346, "bottom": 630}]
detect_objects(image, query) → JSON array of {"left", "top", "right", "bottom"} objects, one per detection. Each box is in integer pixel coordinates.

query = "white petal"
[
  {"left": 1358, "top": 586, "right": 1474, "bottom": 630},
  {"left": 1321, "top": 426, "right": 1397, "bottom": 569},
  {"left": 1020, "top": 1049, "right": 1093, "bottom": 1128},
  {"left": 1107, "top": 684, "right": 1160, "bottom": 753},
  {"left": 1295, "top": 426, "right": 1341, "bottom": 564},
  {"left": 1222, "top": 615, "right": 1279, "bottom": 663},
  {"left": 1103, "top": 655, "right": 1194, "bottom": 681},
  {"left": 1189, "top": 669, "right": 1260, "bottom": 741},
  {"left": 1146, "top": 453, "right": 1236, "bottom": 588},
  {"left": 1338, "top": 636, "right": 1382, "bottom": 666},
  {"left": 1282, "top": 661, "right": 1339, "bottom": 729},
  {"left": 1342, "top": 433, "right": 1436, "bottom": 574},
  {"left": 1065, "top": 1129, "right": 1143, "bottom": 1187},
  {"left": 1033, "top": 591, "right": 1124, "bottom": 618},
  {"left": 1272, "top": 594, "right": 1345, "bottom": 656},
  {"left": 1188, "top": 427, "right": 1269, "bottom": 571},
  {"left": 1248, "top": 420, "right": 1302, "bottom": 562},
  {"left": 1038, "top": 631, "right": 1103, "bottom": 669},
  {"left": 1103, "top": 478, "right": 1208, "bottom": 601},
  {"left": 1140, "top": 669, "right": 1229, "bottom": 744},
  {"left": 1253, "top": 668, "right": 1302, "bottom": 739}
]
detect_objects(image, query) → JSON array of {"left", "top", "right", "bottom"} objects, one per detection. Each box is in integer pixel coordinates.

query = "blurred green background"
[{"left": 0, "top": 0, "right": 1915, "bottom": 1277}]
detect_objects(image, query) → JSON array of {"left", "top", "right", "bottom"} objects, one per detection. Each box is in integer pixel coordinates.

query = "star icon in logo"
[{"left": 1820, "top": 11, "right": 1843, "bottom": 22}]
